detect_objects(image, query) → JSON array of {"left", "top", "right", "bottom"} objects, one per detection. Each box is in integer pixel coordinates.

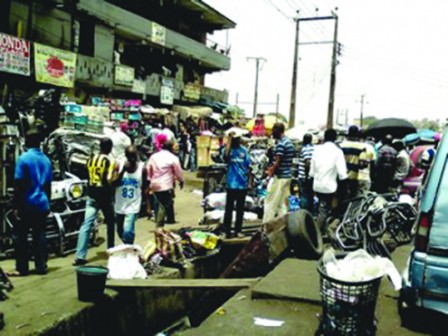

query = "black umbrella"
[{"left": 364, "top": 118, "right": 416, "bottom": 139}]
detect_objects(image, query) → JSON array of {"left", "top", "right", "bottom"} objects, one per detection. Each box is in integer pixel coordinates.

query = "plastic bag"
[
  {"left": 322, "top": 248, "right": 402, "bottom": 290},
  {"left": 189, "top": 231, "right": 219, "bottom": 250},
  {"left": 107, "top": 244, "right": 147, "bottom": 280}
]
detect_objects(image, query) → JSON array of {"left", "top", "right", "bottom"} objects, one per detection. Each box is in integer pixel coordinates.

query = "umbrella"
[
  {"left": 224, "top": 127, "right": 250, "bottom": 137},
  {"left": 365, "top": 118, "right": 416, "bottom": 139},
  {"left": 246, "top": 115, "right": 287, "bottom": 135},
  {"left": 285, "top": 126, "right": 313, "bottom": 141}
]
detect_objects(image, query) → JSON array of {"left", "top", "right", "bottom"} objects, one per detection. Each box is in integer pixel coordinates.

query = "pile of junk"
[{"left": 0, "top": 90, "right": 108, "bottom": 258}]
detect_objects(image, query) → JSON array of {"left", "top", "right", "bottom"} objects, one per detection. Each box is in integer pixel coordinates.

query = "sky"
[{"left": 203, "top": 0, "right": 448, "bottom": 128}]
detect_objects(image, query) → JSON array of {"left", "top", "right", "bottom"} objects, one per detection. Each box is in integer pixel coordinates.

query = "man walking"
[
  {"left": 393, "top": 140, "right": 411, "bottom": 191},
  {"left": 340, "top": 126, "right": 375, "bottom": 197},
  {"left": 10, "top": 130, "right": 52, "bottom": 276},
  {"left": 297, "top": 133, "right": 314, "bottom": 212},
  {"left": 310, "top": 129, "right": 347, "bottom": 231},
  {"left": 374, "top": 134, "right": 397, "bottom": 193},
  {"left": 114, "top": 145, "right": 146, "bottom": 244},
  {"left": 222, "top": 133, "right": 251, "bottom": 238},
  {"left": 147, "top": 141, "right": 184, "bottom": 226},
  {"left": 263, "top": 123, "right": 295, "bottom": 222},
  {"left": 73, "top": 138, "right": 116, "bottom": 266}
]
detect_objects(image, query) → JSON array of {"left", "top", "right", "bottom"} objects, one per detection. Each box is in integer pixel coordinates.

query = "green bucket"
[{"left": 76, "top": 266, "right": 108, "bottom": 302}]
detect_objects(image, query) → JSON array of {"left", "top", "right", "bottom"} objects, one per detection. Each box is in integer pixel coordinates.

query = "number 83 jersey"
[{"left": 115, "top": 162, "right": 144, "bottom": 215}]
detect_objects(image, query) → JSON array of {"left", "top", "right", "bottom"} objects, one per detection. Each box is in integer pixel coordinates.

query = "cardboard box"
[
  {"left": 197, "top": 135, "right": 211, "bottom": 149},
  {"left": 210, "top": 137, "right": 221, "bottom": 150},
  {"left": 197, "top": 148, "right": 210, "bottom": 167}
]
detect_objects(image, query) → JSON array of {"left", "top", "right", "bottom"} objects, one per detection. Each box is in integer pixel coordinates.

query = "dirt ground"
[{"left": 0, "top": 171, "right": 441, "bottom": 335}]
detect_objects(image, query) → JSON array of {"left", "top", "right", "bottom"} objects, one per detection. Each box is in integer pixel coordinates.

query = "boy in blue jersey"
[{"left": 222, "top": 133, "right": 251, "bottom": 238}]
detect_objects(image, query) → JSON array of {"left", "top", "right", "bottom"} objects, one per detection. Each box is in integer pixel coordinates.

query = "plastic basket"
[{"left": 316, "top": 259, "right": 382, "bottom": 336}]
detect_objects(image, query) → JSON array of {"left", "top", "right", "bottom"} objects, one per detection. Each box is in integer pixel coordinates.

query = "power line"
[{"left": 262, "top": 0, "right": 293, "bottom": 21}]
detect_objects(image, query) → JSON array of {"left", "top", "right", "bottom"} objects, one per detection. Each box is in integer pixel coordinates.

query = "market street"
[{"left": 0, "top": 172, "right": 444, "bottom": 335}]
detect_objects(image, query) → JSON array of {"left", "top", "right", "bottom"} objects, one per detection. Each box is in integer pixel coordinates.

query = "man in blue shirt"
[
  {"left": 222, "top": 132, "right": 251, "bottom": 238},
  {"left": 11, "top": 130, "right": 52, "bottom": 276},
  {"left": 263, "top": 123, "right": 295, "bottom": 222}
]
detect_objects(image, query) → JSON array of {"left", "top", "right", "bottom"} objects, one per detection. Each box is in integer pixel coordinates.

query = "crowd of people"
[
  {"left": 9, "top": 122, "right": 186, "bottom": 274},
  {"left": 8, "top": 118, "right": 430, "bottom": 275},
  {"left": 222, "top": 123, "right": 421, "bottom": 240}
]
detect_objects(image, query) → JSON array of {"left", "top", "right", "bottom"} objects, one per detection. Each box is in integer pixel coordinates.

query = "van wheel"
[{"left": 398, "top": 290, "right": 419, "bottom": 329}]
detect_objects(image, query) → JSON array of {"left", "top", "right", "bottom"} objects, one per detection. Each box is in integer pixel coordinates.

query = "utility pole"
[
  {"left": 359, "top": 94, "right": 365, "bottom": 128},
  {"left": 276, "top": 93, "right": 280, "bottom": 114},
  {"left": 289, "top": 11, "right": 300, "bottom": 128},
  {"left": 292, "top": 11, "right": 337, "bottom": 129},
  {"left": 327, "top": 9, "right": 339, "bottom": 129},
  {"left": 247, "top": 56, "right": 266, "bottom": 118}
]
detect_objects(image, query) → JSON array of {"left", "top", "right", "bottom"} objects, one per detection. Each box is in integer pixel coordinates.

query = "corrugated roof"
[{"left": 177, "top": 0, "right": 236, "bottom": 30}]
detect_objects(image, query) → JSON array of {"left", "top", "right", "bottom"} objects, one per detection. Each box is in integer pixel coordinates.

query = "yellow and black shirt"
[{"left": 86, "top": 154, "right": 115, "bottom": 199}]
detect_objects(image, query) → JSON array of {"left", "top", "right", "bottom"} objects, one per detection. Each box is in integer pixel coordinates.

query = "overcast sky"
[{"left": 204, "top": 0, "right": 448, "bottom": 128}]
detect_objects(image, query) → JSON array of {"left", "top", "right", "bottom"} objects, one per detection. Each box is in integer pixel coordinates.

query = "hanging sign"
[
  {"left": 151, "top": 22, "right": 166, "bottom": 46},
  {"left": 160, "top": 78, "right": 174, "bottom": 105},
  {"left": 183, "top": 82, "right": 201, "bottom": 101},
  {"left": 0, "top": 33, "right": 30, "bottom": 76},
  {"left": 34, "top": 43, "right": 77, "bottom": 88},
  {"left": 114, "top": 65, "right": 135, "bottom": 86}
]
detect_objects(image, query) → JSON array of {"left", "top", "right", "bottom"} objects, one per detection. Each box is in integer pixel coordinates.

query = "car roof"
[{"left": 421, "top": 130, "right": 447, "bottom": 212}]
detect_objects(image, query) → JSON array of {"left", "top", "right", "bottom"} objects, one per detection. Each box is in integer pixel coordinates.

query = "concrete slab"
[
  {"left": 178, "top": 288, "right": 321, "bottom": 336},
  {"left": 251, "top": 258, "right": 321, "bottom": 303}
]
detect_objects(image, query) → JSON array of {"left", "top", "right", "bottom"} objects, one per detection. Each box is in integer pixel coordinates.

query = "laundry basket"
[{"left": 316, "top": 258, "right": 382, "bottom": 336}]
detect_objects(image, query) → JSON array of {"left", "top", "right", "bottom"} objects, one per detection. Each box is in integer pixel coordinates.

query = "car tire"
[{"left": 287, "top": 210, "right": 323, "bottom": 260}]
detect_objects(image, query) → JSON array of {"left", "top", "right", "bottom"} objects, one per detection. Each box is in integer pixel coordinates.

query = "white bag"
[{"left": 107, "top": 244, "right": 147, "bottom": 280}]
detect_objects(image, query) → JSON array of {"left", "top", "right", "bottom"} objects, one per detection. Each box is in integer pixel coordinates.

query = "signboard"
[
  {"left": 160, "top": 78, "right": 174, "bottom": 105},
  {"left": 114, "top": 65, "right": 134, "bottom": 87},
  {"left": 0, "top": 33, "right": 30, "bottom": 76},
  {"left": 201, "top": 86, "right": 229, "bottom": 103},
  {"left": 34, "top": 43, "right": 77, "bottom": 88},
  {"left": 132, "top": 79, "right": 146, "bottom": 94},
  {"left": 151, "top": 22, "right": 166, "bottom": 46},
  {"left": 183, "top": 82, "right": 201, "bottom": 101}
]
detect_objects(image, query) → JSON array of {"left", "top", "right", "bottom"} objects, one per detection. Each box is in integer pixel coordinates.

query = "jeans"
[
  {"left": 298, "top": 178, "right": 314, "bottom": 213},
  {"left": 13, "top": 211, "right": 48, "bottom": 275},
  {"left": 189, "top": 146, "right": 197, "bottom": 171},
  {"left": 75, "top": 197, "right": 115, "bottom": 260},
  {"left": 316, "top": 192, "right": 336, "bottom": 232},
  {"left": 223, "top": 189, "right": 247, "bottom": 235},
  {"left": 154, "top": 190, "right": 175, "bottom": 226},
  {"left": 116, "top": 213, "right": 137, "bottom": 244}
]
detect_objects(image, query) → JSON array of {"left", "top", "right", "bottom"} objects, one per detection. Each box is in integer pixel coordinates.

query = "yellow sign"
[
  {"left": 34, "top": 43, "right": 77, "bottom": 88},
  {"left": 183, "top": 82, "right": 201, "bottom": 101}
]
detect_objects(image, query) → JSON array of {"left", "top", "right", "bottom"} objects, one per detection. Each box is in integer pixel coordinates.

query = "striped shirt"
[
  {"left": 275, "top": 136, "right": 295, "bottom": 178},
  {"left": 298, "top": 144, "right": 314, "bottom": 180},
  {"left": 340, "top": 140, "right": 372, "bottom": 180},
  {"left": 87, "top": 154, "right": 115, "bottom": 199}
]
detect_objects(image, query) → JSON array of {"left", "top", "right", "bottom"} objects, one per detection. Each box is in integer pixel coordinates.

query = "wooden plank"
[{"left": 106, "top": 278, "right": 260, "bottom": 289}]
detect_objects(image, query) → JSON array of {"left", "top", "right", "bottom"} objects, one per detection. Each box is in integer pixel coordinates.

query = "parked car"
[{"left": 400, "top": 130, "right": 448, "bottom": 320}]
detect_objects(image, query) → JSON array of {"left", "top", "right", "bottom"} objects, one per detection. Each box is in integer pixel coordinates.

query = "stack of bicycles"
[{"left": 326, "top": 192, "right": 417, "bottom": 258}]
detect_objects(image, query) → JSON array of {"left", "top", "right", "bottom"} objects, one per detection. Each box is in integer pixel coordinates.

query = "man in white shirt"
[
  {"left": 110, "top": 122, "right": 132, "bottom": 163},
  {"left": 310, "top": 129, "right": 348, "bottom": 231}
]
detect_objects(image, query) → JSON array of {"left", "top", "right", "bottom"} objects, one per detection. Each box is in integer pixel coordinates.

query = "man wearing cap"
[
  {"left": 263, "top": 123, "right": 295, "bottom": 222},
  {"left": 340, "top": 126, "right": 376, "bottom": 197},
  {"left": 222, "top": 132, "right": 251, "bottom": 238},
  {"left": 110, "top": 121, "right": 132, "bottom": 163},
  {"left": 10, "top": 130, "right": 52, "bottom": 276}
]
